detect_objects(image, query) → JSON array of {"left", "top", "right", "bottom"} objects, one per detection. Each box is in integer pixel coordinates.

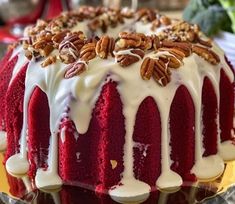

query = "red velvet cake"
[{"left": 0, "top": 6, "right": 234, "bottom": 204}]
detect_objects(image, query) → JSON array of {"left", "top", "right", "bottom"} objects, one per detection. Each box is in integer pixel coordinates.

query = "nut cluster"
[{"left": 17, "top": 6, "right": 221, "bottom": 86}]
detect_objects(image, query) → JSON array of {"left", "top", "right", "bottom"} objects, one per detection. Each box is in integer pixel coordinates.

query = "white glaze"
[
  {"left": 0, "top": 131, "right": 7, "bottom": 151},
  {"left": 3, "top": 8, "right": 235, "bottom": 204}
]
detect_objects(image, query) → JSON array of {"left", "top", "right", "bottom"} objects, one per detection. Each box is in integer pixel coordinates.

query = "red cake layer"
[
  {"left": 169, "top": 85, "right": 195, "bottom": 181},
  {"left": 59, "top": 81, "right": 125, "bottom": 193},
  {"left": 0, "top": 52, "right": 18, "bottom": 131},
  {"left": 4, "top": 64, "right": 28, "bottom": 162},
  {"left": 202, "top": 77, "right": 218, "bottom": 156},
  {"left": 219, "top": 69, "right": 234, "bottom": 142},
  {"left": 28, "top": 87, "right": 51, "bottom": 177},
  {"left": 133, "top": 96, "right": 161, "bottom": 188}
]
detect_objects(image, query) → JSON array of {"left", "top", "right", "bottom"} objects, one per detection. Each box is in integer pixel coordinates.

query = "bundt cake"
[{"left": 0, "top": 6, "right": 234, "bottom": 203}]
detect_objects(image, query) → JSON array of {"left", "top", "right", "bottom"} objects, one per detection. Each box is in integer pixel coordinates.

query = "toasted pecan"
[
  {"left": 192, "top": 45, "right": 220, "bottom": 65},
  {"left": 96, "top": 35, "right": 115, "bottom": 59}
]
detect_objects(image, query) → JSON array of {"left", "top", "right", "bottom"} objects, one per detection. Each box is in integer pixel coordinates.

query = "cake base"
[{"left": 1, "top": 153, "right": 235, "bottom": 204}]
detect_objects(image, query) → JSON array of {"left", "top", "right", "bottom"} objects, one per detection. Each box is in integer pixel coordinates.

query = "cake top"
[{"left": 15, "top": 6, "right": 221, "bottom": 87}]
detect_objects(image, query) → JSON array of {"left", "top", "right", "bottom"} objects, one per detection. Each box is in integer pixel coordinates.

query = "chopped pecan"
[
  {"left": 153, "top": 59, "right": 171, "bottom": 87},
  {"left": 59, "top": 32, "right": 85, "bottom": 64},
  {"left": 33, "top": 39, "right": 54, "bottom": 57},
  {"left": 25, "top": 50, "right": 33, "bottom": 60},
  {"left": 137, "top": 8, "right": 156, "bottom": 22},
  {"left": 161, "top": 40, "right": 192, "bottom": 57},
  {"left": 186, "top": 31, "right": 197, "bottom": 42},
  {"left": 52, "top": 30, "right": 70, "bottom": 44},
  {"left": 192, "top": 45, "right": 220, "bottom": 65},
  {"left": 80, "top": 42, "right": 97, "bottom": 61},
  {"left": 64, "top": 62, "right": 87, "bottom": 79},
  {"left": 96, "top": 35, "right": 115, "bottom": 59},
  {"left": 140, "top": 57, "right": 155, "bottom": 80},
  {"left": 117, "top": 49, "right": 144, "bottom": 67},
  {"left": 41, "top": 56, "right": 57, "bottom": 67}
]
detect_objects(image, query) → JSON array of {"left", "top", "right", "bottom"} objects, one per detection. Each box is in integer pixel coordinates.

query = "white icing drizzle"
[
  {"left": 9, "top": 46, "right": 28, "bottom": 85},
  {"left": 0, "top": 131, "right": 7, "bottom": 151},
  {"left": 4, "top": 13, "right": 235, "bottom": 204}
]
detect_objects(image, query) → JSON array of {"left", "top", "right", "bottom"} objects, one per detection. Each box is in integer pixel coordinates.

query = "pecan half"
[
  {"left": 153, "top": 59, "right": 171, "bottom": 87},
  {"left": 64, "top": 62, "right": 87, "bottom": 79},
  {"left": 41, "top": 55, "right": 57, "bottom": 67},
  {"left": 137, "top": 8, "right": 156, "bottom": 22},
  {"left": 162, "top": 40, "right": 192, "bottom": 57},
  {"left": 117, "top": 32, "right": 142, "bottom": 49},
  {"left": 192, "top": 45, "right": 220, "bottom": 65},
  {"left": 151, "top": 35, "right": 161, "bottom": 50},
  {"left": 158, "top": 47, "right": 185, "bottom": 61},
  {"left": 117, "top": 32, "right": 152, "bottom": 51},
  {"left": 159, "top": 16, "right": 171, "bottom": 26},
  {"left": 140, "top": 57, "right": 155, "bottom": 80},
  {"left": 168, "top": 56, "right": 181, "bottom": 69},
  {"left": 96, "top": 35, "right": 115, "bottom": 59},
  {"left": 117, "top": 49, "right": 144, "bottom": 67},
  {"left": 80, "top": 42, "right": 97, "bottom": 61},
  {"left": 197, "top": 36, "right": 212, "bottom": 48},
  {"left": 59, "top": 32, "right": 85, "bottom": 64}
]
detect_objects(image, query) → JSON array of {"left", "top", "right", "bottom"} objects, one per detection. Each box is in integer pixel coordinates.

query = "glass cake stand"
[{"left": 0, "top": 152, "right": 235, "bottom": 204}]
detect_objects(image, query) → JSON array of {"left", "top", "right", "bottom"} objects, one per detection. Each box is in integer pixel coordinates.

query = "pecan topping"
[
  {"left": 59, "top": 32, "right": 85, "bottom": 64},
  {"left": 153, "top": 59, "right": 171, "bottom": 87},
  {"left": 117, "top": 32, "right": 153, "bottom": 51},
  {"left": 192, "top": 45, "right": 220, "bottom": 65},
  {"left": 168, "top": 56, "right": 181, "bottom": 69},
  {"left": 96, "top": 36, "right": 115, "bottom": 59},
  {"left": 52, "top": 30, "right": 70, "bottom": 45},
  {"left": 33, "top": 39, "right": 54, "bottom": 57},
  {"left": 117, "top": 32, "right": 142, "bottom": 49},
  {"left": 41, "top": 56, "right": 57, "bottom": 67},
  {"left": 158, "top": 47, "right": 185, "bottom": 60},
  {"left": 64, "top": 62, "right": 87, "bottom": 79},
  {"left": 151, "top": 35, "right": 161, "bottom": 50},
  {"left": 160, "top": 16, "right": 171, "bottom": 26},
  {"left": 80, "top": 42, "right": 97, "bottom": 61},
  {"left": 162, "top": 40, "right": 192, "bottom": 57},
  {"left": 140, "top": 57, "right": 155, "bottom": 80},
  {"left": 117, "top": 49, "right": 144, "bottom": 67},
  {"left": 197, "top": 37, "right": 212, "bottom": 48},
  {"left": 137, "top": 8, "right": 156, "bottom": 22}
]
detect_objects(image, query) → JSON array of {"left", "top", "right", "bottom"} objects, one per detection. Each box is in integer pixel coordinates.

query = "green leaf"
[{"left": 183, "top": 1, "right": 232, "bottom": 36}]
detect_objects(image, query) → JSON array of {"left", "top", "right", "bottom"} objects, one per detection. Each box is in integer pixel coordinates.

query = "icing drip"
[
  {"left": 0, "top": 131, "right": 7, "bottom": 151},
  {"left": 4, "top": 13, "right": 235, "bottom": 204}
]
